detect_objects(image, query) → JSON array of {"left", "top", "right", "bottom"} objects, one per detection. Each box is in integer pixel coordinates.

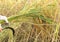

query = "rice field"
[{"left": 0, "top": 0, "right": 60, "bottom": 42}]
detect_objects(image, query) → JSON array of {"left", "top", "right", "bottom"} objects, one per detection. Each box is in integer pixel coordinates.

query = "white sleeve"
[
  {"left": 4, "top": 16, "right": 9, "bottom": 23},
  {"left": 0, "top": 15, "right": 9, "bottom": 23}
]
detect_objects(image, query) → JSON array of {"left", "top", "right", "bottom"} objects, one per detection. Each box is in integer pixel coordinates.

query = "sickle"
[{"left": 3, "top": 27, "right": 15, "bottom": 35}]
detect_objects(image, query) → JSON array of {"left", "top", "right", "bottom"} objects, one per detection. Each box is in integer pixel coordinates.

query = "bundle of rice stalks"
[{"left": 0, "top": 29, "right": 14, "bottom": 42}]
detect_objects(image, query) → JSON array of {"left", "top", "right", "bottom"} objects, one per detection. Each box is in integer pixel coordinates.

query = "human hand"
[{"left": 0, "top": 28, "right": 2, "bottom": 32}]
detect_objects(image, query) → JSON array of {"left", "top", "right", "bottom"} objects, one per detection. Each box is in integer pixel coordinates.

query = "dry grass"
[{"left": 0, "top": 0, "right": 60, "bottom": 42}]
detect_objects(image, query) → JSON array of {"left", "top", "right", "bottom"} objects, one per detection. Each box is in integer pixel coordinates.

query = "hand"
[{"left": 0, "top": 28, "right": 2, "bottom": 32}]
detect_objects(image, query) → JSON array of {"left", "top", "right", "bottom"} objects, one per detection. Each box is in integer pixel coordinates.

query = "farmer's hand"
[{"left": 0, "top": 28, "right": 2, "bottom": 32}]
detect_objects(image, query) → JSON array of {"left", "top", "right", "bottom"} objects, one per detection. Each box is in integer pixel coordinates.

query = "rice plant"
[{"left": 0, "top": 0, "right": 60, "bottom": 42}]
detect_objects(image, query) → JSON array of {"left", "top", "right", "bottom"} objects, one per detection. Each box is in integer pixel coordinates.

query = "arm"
[{"left": 0, "top": 15, "right": 9, "bottom": 32}]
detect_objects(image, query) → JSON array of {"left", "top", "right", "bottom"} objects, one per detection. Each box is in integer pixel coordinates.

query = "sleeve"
[{"left": 0, "top": 15, "right": 9, "bottom": 23}]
